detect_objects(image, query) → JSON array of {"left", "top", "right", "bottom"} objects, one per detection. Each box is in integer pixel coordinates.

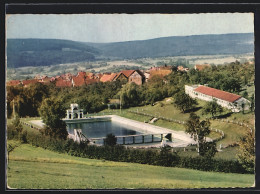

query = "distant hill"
[
  {"left": 7, "top": 33, "right": 254, "bottom": 68},
  {"left": 86, "top": 33, "right": 254, "bottom": 59},
  {"left": 7, "top": 39, "right": 100, "bottom": 68}
]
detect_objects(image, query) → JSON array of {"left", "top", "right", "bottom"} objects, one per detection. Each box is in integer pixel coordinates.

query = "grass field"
[
  {"left": 7, "top": 142, "right": 254, "bottom": 189},
  {"left": 101, "top": 98, "right": 254, "bottom": 148}
]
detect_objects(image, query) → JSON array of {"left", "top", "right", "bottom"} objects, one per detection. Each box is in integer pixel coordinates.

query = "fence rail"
[
  {"left": 210, "top": 118, "right": 254, "bottom": 133},
  {"left": 20, "top": 121, "right": 41, "bottom": 131}
]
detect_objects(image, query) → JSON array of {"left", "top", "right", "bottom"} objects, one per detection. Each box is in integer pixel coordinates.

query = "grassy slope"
[
  {"left": 101, "top": 98, "right": 254, "bottom": 147},
  {"left": 7, "top": 142, "right": 254, "bottom": 189}
]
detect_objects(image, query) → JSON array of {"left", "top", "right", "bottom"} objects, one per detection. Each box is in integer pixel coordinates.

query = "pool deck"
[{"left": 29, "top": 115, "right": 208, "bottom": 148}]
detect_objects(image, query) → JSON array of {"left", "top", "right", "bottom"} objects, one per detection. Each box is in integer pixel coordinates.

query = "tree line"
[{"left": 7, "top": 61, "right": 254, "bottom": 119}]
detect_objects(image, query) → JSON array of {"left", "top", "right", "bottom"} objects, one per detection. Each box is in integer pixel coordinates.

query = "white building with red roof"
[{"left": 185, "top": 85, "right": 251, "bottom": 112}]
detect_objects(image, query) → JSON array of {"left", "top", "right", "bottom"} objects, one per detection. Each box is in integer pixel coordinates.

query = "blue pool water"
[
  {"left": 67, "top": 121, "right": 143, "bottom": 138},
  {"left": 66, "top": 121, "right": 161, "bottom": 144}
]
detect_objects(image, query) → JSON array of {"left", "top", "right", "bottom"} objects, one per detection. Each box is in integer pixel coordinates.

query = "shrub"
[{"left": 7, "top": 123, "right": 252, "bottom": 174}]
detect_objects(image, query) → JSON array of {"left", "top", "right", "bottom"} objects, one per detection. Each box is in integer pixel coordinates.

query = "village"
[
  {"left": 6, "top": 13, "right": 256, "bottom": 190},
  {"left": 6, "top": 63, "right": 218, "bottom": 88},
  {"left": 7, "top": 64, "right": 176, "bottom": 87},
  {"left": 7, "top": 63, "right": 251, "bottom": 113}
]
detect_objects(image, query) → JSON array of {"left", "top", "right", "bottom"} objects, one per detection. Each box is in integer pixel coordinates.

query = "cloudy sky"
[{"left": 6, "top": 13, "right": 254, "bottom": 43}]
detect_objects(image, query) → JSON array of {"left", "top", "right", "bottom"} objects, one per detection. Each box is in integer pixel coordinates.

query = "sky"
[{"left": 6, "top": 13, "right": 254, "bottom": 43}]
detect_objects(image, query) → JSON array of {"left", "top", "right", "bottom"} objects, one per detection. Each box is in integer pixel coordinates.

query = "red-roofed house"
[
  {"left": 77, "top": 71, "right": 87, "bottom": 78},
  {"left": 114, "top": 70, "right": 145, "bottom": 85},
  {"left": 86, "top": 72, "right": 95, "bottom": 79},
  {"left": 85, "top": 77, "right": 99, "bottom": 85},
  {"left": 21, "top": 79, "right": 39, "bottom": 87},
  {"left": 149, "top": 67, "right": 172, "bottom": 79},
  {"left": 6, "top": 80, "right": 22, "bottom": 87},
  {"left": 194, "top": 64, "right": 211, "bottom": 71},
  {"left": 95, "top": 73, "right": 103, "bottom": 80},
  {"left": 114, "top": 72, "right": 128, "bottom": 82},
  {"left": 71, "top": 76, "right": 86, "bottom": 87},
  {"left": 55, "top": 78, "right": 72, "bottom": 87},
  {"left": 121, "top": 70, "right": 136, "bottom": 78},
  {"left": 100, "top": 73, "right": 118, "bottom": 82},
  {"left": 185, "top": 85, "right": 251, "bottom": 112},
  {"left": 60, "top": 73, "right": 72, "bottom": 81},
  {"left": 127, "top": 70, "right": 145, "bottom": 85}
]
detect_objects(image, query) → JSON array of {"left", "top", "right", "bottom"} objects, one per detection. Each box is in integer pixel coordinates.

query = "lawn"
[
  {"left": 175, "top": 146, "right": 240, "bottom": 161},
  {"left": 7, "top": 142, "right": 254, "bottom": 189},
  {"left": 101, "top": 98, "right": 253, "bottom": 147}
]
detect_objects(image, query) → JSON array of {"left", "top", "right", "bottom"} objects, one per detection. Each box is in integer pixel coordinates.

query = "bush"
[
  {"left": 7, "top": 123, "right": 252, "bottom": 174},
  {"left": 103, "top": 133, "right": 117, "bottom": 146},
  {"left": 21, "top": 130, "right": 28, "bottom": 143}
]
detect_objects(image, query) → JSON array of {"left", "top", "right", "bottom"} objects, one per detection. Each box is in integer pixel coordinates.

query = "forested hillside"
[
  {"left": 7, "top": 33, "right": 254, "bottom": 68},
  {"left": 7, "top": 39, "right": 100, "bottom": 68},
  {"left": 86, "top": 33, "right": 254, "bottom": 59}
]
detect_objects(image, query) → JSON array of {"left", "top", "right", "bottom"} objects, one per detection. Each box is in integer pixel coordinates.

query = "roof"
[
  {"left": 60, "top": 73, "right": 72, "bottom": 80},
  {"left": 121, "top": 70, "right": 135, "bottom": 77},
  {"left": 95, "top": 73, "right": 103, "bottom": 78},
  {"left": 194, "top": 85, "right": 241, "bottom": 103},
  {"left": 77, "top": 71, "right": 87, "bottom": 78},
  {"left": 22, "top": 79, "right": 39, "bottom": 86},
  {"left": 149, "top": 69, "right": 172, "bottom": 77},
  {"left": 38, "top": 77, "right": 51, "bottom": 85},
  {"left": 134, "top": 69, "right": 145, "bottom": 77},
  {"left": 87, "top": 72, "right": 94, "bottom": 78},
  {"left": 114, "top": 72, "right": 127, "bottom": 80},
  {"left": 100, "top": 73, "right": 117, "bottom": 82},
  {"left": 55, "top": 78, "right": 72, "bottom": 87},
  {"left": 7, "top": 80, "right": 21, "bottom": 86},
  {"left": 72, "top": 76, "right": 86, "bottom": 87},
  {"left": 115, "top": 70, "right": 145, "bottom": 80},
  {"left": 85, "top": 78, "right": 99, "bottom": 85},
  {"left": 195, "top": 64, "right": 210, "bottom": 71}
]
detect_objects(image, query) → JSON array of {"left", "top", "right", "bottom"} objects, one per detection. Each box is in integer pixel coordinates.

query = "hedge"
[{"left": 7, "top": 123, "right": 253, "bottom": 174}]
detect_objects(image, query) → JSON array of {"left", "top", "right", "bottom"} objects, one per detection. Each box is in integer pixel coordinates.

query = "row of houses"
[
  {"left": 185, "top": 84, "right": 251, "bottom": 112},
  {"left": 7, "top": 65, "right": 174, "bottom": 88},
  {"left": 6, "top": 63, "right": 212, "bottom": 88}
]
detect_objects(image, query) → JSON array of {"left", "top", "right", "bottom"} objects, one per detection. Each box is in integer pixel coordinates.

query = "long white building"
[{"left": 185, "top": 85, "right": 251, "bottom": 112}]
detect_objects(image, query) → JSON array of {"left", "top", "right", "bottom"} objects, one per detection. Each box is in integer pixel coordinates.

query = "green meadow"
[
  {"left": 7, "top": 142, "right": 254, "bottom": 189},
  {"left": 101, "top": 98, "right": 254, "bottom": 148}
]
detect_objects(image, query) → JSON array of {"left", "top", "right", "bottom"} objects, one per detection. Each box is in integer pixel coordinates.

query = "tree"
[
  {"left": 202, "top": 99, "right": 223, "bottom": 118},
  {"left": 12, "top": 115, "right": 23, "bottom": 134},
  {"left": 199, "top": 141, "right": 217, "bottom": 158},
  {"left": 237, "top": 128, "right": 255, "bottom": 173},
  {"left": 119, "top": 83, "right": 141, "bottom": 108},
  {"left": 103, "top": 133, "right": 117, "bottom": 146},
  {"left": 241, "top": 103, "right": 245, "bottom": 114},
  {"left": 242, "top": 91, "right": 248, "bottom": 99},
  {"left": 173, "top": 90, "right": 198, "bottom": 113},
  {"left": 39, "top": 98, "right": 68, "bottom": 140},
  {"left": 185, "top": 113, "right": 216, "bottom": 158}
]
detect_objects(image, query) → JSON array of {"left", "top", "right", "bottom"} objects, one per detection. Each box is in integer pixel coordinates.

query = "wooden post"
[
  {"left": 151, "top": 135, "right": 154, "bottom": 143},
  {"left": 142, "top": 135, "right": 144, "bottom": 143},
  {"left": 161, "top": 134, "right": 163, "bottom": 141},
  {"left": 133, "top": 136, "right": 135, "bottom": 144},
  {"left": 123, "top": 137, "right": 125, "bottom": 145}
]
